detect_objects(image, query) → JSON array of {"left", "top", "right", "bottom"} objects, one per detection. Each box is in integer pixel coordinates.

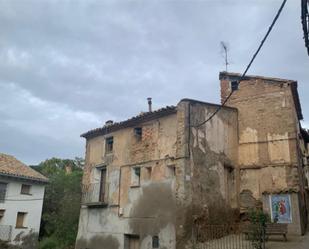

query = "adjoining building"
[
  {"left": 220, "top": 72, "right": 309, "bottom": 235},
  {"left": 0, "top": 153, "right": 48, "bottom": 245},
  {"left": 76, "top": 72, "right": 309, "bottom": 249}
]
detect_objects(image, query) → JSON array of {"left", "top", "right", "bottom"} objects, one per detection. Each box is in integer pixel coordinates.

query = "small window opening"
[
  {"left": 105, "top": 137, "right": 114, "bottom": 154},
  {"left": 21, "top": 184, "right": 31, "bottom": 195},
  {"left": 134, "top": 127, "right": 142, "bottom": 141},
  {"left": 16, "top": 212, "right": 27, "bottom": 228},
  {"left": 166, "top": 165, "right": 176, "bottom": 178},
  {"left": 0, "top": 209, "right": 5, "bottom": 220},
  {"left": 0, "top": 209, "right": 5, "bottom": 219},
  {"left": 231, "top": 81, "right": 239, "bottom": 91},
  {"left": 152, "top": 236, "right": 159, "bottom": 248},
  {"left": 131, "top": 167, "right": 141, "bottom": 187},
  {"left": 0, "top": 183, "right": 7, "bottom": 203}
]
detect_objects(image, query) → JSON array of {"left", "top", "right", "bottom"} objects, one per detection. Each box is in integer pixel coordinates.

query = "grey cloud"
[{"left": 0, "top": 0, "right": 308, "bottom": 164}]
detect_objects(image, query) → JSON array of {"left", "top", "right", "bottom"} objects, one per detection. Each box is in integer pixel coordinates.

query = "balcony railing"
[
  {"left": 0, "top": 225, "right": 12, "bottom": 242},
  {"left": 82, "top": 183, "right": 109, "bottom": 206}
]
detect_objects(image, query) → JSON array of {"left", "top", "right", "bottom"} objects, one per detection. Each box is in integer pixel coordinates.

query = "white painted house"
[{"left": 0, "top": 153, "right": 48, "bottom": 244}]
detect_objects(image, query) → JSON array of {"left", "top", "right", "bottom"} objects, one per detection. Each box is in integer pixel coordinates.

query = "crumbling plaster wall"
[
  {"left": 188, "top": 101, "right": 238, "bottom": 208},
  {"left": 174, "top": 100, "right": 239, "bottom": 247},
  {"left": 76, "top": 114, "right": 179, "bottom": 249}
]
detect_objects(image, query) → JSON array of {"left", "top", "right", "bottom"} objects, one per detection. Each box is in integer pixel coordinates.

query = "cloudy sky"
[{"left": 0, "top": 0, "right": 308, "bottom": 165}]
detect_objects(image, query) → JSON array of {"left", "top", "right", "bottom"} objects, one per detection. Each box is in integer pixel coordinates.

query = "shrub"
[
  {"left": 247, "top": 209, "right": 270, "bottom": 249},
  {"left": 39, "top": 237, "right": 59, "bottom": 249}
]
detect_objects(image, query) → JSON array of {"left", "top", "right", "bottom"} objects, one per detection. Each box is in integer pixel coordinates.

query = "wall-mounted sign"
[{"left": 270, "top": 194, "right": 292, "bottom": 223}]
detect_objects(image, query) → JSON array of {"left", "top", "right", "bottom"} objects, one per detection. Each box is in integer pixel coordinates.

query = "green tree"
[{"left": 32, "top": 157, "right": 84, "bottom": 249}]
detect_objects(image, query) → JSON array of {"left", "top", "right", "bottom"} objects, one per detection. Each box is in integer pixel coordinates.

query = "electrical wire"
[
  {"left": 302, "top": 0, "right": 309, "bottom": 55},
  {"left": 193, "top": 0, "right": 288, "bottom": 128}
]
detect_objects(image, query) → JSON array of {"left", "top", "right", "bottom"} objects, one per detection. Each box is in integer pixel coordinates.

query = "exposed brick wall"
[
  {"left": 130, "top": 124, "right": 156, "bottom": 163},
  {"left": 220, "top": 77, "right": 231, "bottom": 104}
]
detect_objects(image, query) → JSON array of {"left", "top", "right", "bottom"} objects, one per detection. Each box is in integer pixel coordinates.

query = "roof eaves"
[
  {"left": 180, "top": 98, "right": 238, "bottom": 111},
  {"left": 0, "top": 172, "right": 49, "bottom": 184},
  {"left": 81, "top": 106, "right": 177, "bottom": 139},
  {"left": 219, "top": 71, "right": 295, "bottom": 83}
]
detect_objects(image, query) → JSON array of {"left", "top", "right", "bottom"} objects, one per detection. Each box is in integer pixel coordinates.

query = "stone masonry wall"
[
  {"left": 220, "top": 73, "right": 307, "bottom": 234},
  {"left": 221, "top": 75, "right": 300, "bottom": 200}
]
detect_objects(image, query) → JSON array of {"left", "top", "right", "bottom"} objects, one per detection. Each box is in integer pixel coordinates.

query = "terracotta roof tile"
[
  {"left": 0, "top": 153, "right": 48, "bottom": 183},
  {"left": 81, "top": 105, "right": 177, "bottom": 139}
]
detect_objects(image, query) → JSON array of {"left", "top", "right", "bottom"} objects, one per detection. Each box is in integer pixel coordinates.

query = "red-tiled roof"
[
  {"left": 0, "top": 153, "right": 48, "bottom": 183},
  {"left": 81, "top": 106, "right": 177, "bottom": 139}
]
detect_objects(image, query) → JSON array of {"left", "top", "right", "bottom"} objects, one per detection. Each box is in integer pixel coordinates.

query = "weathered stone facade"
[
  {"left": 220, "top": 72, "right": 309, "bottom": 235},
  {"left": 75, "top": 72, "right": 309, "bottom": 249}
]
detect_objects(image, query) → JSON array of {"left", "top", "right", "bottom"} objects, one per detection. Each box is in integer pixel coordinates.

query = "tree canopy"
[{"left": 32, "top": 157, "right": 84, "bottom": 249}]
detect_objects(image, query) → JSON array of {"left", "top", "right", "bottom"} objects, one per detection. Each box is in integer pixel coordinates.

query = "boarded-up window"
[
  {"left": 0, "top": 183, "right": 7, "bottom": 203},
  {"left": 21, "top": 184, "right": 31, "bottom": 195},
  {"left": 16, "top": 212, "right": 27, "bottom": 228}
]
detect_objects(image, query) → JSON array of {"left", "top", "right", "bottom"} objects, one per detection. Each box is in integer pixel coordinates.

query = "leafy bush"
[
  {"left": 39, "top": 237, "right": 59, "bottom": 249},
  {"left": 247, "top": 209, "right": 270, "bottom": 249}
]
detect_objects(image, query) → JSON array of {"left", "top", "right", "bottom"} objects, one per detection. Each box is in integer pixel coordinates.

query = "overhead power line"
[
  {"left": 302, "top": 0, "right": 309, "bottom": 55},
  {"left": 193, "top": 0, "right": 288, "bottom": 128}
]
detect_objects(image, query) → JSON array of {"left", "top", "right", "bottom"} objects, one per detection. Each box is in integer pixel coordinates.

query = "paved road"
[{"left": 267, "top": 233, "right": 309, "bottom": 249}]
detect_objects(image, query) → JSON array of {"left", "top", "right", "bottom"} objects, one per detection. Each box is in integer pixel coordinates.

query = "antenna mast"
[{"left": 220, "top": 41, "right": 229, "bottom": 71}]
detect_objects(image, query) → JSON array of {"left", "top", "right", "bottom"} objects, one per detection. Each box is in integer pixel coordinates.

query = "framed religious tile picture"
[{"left": 269, "top": 194, "right": 292, "bottom": 223}]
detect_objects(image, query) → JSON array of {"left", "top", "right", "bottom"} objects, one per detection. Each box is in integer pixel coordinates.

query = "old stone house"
[{"left": 76, "top": 72, "right": 309, "bottom": 249}]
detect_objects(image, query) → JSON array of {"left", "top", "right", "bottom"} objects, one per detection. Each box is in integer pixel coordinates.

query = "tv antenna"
[{"left": 220, "top": 41, "right": 229, "bottom": 71}]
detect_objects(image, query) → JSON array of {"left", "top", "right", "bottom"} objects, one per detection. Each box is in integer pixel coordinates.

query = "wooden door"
[
  {"left": 99, "top": 168, "right": 106, "bottom": 202},
  {"left": 129, "top": 236, "right": 140, "bottom": 249}
]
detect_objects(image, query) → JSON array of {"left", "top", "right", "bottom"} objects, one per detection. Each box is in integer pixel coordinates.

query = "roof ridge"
[{"left": 81, "top": 105, "right": 177, "bottom": 139}]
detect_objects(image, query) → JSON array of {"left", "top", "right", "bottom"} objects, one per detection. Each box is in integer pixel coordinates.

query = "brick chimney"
[
  {"left": 220, "top": 73, "right": 232, "bottom": 104},
  {"left": 219, "top": 71, "right": 241, "bottom": 104}
]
